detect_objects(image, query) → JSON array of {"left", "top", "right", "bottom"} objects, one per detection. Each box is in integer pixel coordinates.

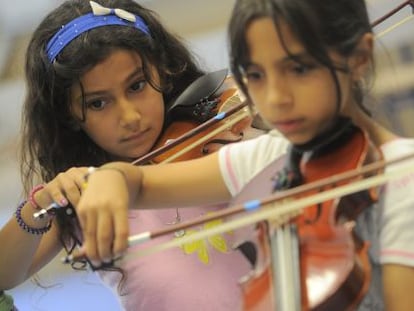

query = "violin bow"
[
  {"left": 371, "top": 0, "right": 414, "bottom": 28},
  {"left": 123, "top": 152, "right": 414, "bottom": 261}
]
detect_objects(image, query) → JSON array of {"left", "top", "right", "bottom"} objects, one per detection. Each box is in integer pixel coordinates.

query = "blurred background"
[{"left": 0, "top": 0, "right": 413, "bottom": 310}]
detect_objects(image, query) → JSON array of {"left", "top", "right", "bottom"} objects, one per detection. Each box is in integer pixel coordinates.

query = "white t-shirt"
[
  {"left": 218, "top": 133, "right": 414, "bottom": 310},
  {"left": 219, "top": 130, "right": 289, "bottom": 195}
]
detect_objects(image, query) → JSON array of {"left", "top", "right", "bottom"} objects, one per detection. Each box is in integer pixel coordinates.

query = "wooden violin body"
[
  {"left": 154, "top": 76, "right": 251, "bottom": 162},
  {"left": 230, "top": 124, "right": 379, "bottom": 310}
]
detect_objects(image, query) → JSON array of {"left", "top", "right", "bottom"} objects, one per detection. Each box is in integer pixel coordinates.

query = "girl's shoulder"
[{"left": 222, "top": 129, "right": 289, "bottom": 165}]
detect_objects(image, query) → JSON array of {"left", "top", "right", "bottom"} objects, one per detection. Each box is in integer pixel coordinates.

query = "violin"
[
  {"left": 231, "top": 120, "right": 381, "bottom": 311},
  {"left": 133, "top": 68, "right": 268, "bottom": 165}
]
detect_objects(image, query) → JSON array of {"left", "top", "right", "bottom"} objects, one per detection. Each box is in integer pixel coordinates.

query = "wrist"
[
  {"left": 101, "top": 162, "right": 142, "bottom": 190},
  {"left": 85, "top": 164, "right": 127, "bottom": 183},
  {"left": 29, "top": 184, "right": 54, "bottom": 210},
  {"left": 88, "top": 163, "right": 142, "bottom": 204}
]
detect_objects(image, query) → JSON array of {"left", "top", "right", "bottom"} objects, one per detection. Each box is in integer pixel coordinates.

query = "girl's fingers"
[
  {"left": 58, "top": 178, "right": 82, "bottom": 206},
  {"left": 74, "top": 168, "right": 130, "bottom": 265},
  {"left": 72, "top": 167, "right": 90, "bottom": 193},
  {"left": 67, "top": 209, "right": 125, "bottom": 267},
  {"left": 112, "top": 208, "right": 129, "bottom": 258},
  {"left": 54, "top": 167, "right": 88, "bottom": 206},
  {"left": 78, "top": 209, "right": 100, "bottom": 266},
  {"left": 37, "top": 167, "right": 89, "bottom": 208},
  {"left": 96, "top": 210, "right": 115, "bottom": 263}
]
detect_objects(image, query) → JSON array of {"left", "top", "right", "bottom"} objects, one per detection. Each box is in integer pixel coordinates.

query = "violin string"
[{"left": 123, "top": 153, "right": 414, "bottom": 261}]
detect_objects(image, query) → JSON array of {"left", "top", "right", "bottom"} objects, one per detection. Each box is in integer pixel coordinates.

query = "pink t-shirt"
[{"left": 98, "top": 206, "right": 251, "bottom": 311}]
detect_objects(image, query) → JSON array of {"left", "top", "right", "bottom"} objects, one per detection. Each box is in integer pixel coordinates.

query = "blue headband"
[{"left": 46, "top": 1, "right": 150, "bottom": 63}]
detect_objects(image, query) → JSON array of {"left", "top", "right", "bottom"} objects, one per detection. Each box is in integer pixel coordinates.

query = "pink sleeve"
[{"left": 218, "top": 144, "right": 242, "bottom": 196}]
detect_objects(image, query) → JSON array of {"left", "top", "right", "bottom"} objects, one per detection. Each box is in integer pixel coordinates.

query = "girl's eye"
[
  {"left": 130, "top": 80, "right": 146, "bottom": 92},
  {"left": 291, "top": 63, "right": 314, "bottom": 75},
  {"left": 86, "top": 99, "right": 107, "bottom": 111},
  {"left": 244, "top": 70, "right": 264, "bottom": 82}
]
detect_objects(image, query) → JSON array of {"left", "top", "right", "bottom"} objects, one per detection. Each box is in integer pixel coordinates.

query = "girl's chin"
[{"left": 283, "top": 134, "right": 314, "bottom": 146}]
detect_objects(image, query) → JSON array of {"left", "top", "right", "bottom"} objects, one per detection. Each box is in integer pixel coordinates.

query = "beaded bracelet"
[
  {"left": 29, "top": 184, "right": 45, "bottom": 209},
  {"left": 15, "top": 201, "right": 52, "bottom": 235}
]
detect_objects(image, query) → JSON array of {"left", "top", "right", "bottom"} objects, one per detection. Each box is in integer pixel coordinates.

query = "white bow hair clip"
[{"left": 90, "top": 1, "right": 137, "bottom": 23}]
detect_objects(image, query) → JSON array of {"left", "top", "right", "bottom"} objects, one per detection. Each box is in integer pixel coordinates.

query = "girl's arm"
[
  {"left": 380, "top": 156, "right": 414, "bottom": 310},
  {"left": 0, "top": 167, "right": 88, "bottom": 290},
  {"left": 383, "top": 264, "right": 414, "bottom": 311},
  {"left": 91, "top": 152, "right": 230, "bottom": 208},
  {"left": 76, "top": 152, "right": 230, "bottom": 264},
  {"left": 133, "top": 152, "right": 231, "bottom": 208},
  {"left": 0, "top": 204, "right": 62, "bottom": 289}
]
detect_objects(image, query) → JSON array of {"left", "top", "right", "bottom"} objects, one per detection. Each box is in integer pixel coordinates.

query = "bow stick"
[
  {"left": 371, "top": 0, "right": 414, "bottom": 28},
  {"left": 123, "top": 152, "right": 414, "bottom": 261}
]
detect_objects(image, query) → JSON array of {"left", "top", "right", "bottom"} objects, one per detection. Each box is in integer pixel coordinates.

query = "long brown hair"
[{"left": 20, "top": 0, "right": 203, "bottom": 281}]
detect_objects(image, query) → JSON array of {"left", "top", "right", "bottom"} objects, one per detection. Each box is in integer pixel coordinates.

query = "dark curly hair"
[{"left": 19, "top": 0, "right": 203, "bottom": 287}]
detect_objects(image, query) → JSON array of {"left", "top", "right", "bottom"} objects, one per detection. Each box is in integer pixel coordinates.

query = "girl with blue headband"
[
  {"left": 0, "top": 0, "right": 257, "bottom": 310},
  {"left": 76, "top": 0, "right": 414, "bottom": 310}
]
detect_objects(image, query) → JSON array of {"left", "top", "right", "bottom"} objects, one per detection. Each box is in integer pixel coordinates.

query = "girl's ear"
[{"left": 349, "top": 33, "right": 374, "bottom": 81}]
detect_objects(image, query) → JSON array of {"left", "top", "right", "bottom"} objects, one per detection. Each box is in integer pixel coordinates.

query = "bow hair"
[{"left": 90, "top": 1, "right": 137, "bottom": 23}]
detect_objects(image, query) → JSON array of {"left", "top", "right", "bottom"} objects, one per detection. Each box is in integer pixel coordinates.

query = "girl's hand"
[
  {"left": 34, "top": 167, "right": 89, "bottom": 208},
  {"left": 75, "top": 168, "right": 130, "bottom": 267}
]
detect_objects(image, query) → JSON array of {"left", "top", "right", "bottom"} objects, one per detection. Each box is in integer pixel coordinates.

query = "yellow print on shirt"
[{"left": 177, "top": 217, "right": 230, "bottom": 264}]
